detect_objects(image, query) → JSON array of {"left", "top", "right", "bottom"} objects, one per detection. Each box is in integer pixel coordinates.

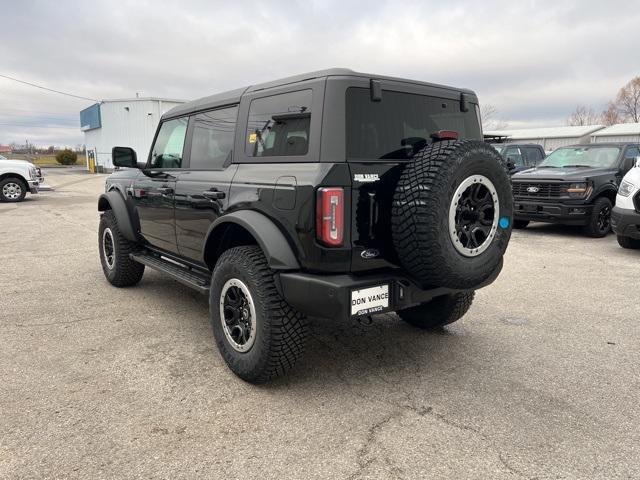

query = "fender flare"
[
  {"left": 592, "top": 184, "right": 617, "bottom": 201},
  {"left": 204, "top": 210, "right": 300, "bottom": 270},
  {"left": 98, "top": 190, "right": 137, "bottom": 242}
]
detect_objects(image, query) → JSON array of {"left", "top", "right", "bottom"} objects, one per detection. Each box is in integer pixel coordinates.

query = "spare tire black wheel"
[{"left": 392, "top": 140, "right": 513, "bottom": 289}]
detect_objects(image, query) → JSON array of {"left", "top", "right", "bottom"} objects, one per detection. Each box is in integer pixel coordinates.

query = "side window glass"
[
  {"left": 246, "top": 90, "right": 312, "bottom": 157},
  {"left": 150, "top": 118, "right": 188, "bottom": 168},
  {"left": 625, "top": 146, "right": 639, "bottom": 159},
  {"left": 524, "top": 146, "right": 543, "bottom": 165},
  {"left": 190, "top": 106, "right": 238, "bottom": 170},
  {"left": 505, "top": 147, "right": 524, "bottom": 166}
]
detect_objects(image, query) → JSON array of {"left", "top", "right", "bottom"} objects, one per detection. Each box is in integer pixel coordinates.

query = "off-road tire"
[
  {"left": 0, "top": 177, "right": 27, "bottom": 202},
  {"left": 397, "top": 291, "right": 475, "bottom": 329},
  {"left": 583, "top": 197, "right": 612, "bottom": 238},
  {"left": 513, "top": 220, "right": 530, "bottom": 229},
  {"left": 617, "top": 234, "right": 640, "bottom": 249},
  {"left": 210, "top": 246, "right": 307, "bottom": 383},
  {"left": 392, "top": 140, "right": 513, "bottom": 289},
  {"left": 98, "top": 210, "right": 145, "bottom": 287}
]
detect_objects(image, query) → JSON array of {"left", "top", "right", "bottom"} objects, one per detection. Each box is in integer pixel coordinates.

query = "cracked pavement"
[{"left": 1, "top": 169, "right": 639, "bottom": 479}]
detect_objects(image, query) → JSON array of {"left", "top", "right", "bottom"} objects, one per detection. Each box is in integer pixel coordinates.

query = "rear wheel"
[
  {"left": 513, "top": 220, "right": 530, "bottom": 229},
  {"left": 617, "top": 234, "right": 640, "bottom": 249},
  {"left": 584, "top": 197, "right": 612, "bottom": 238},
  {"left": 210, "top": 246, "right": 307, "bottom": 383},
  {"left": 98, "top": 211, "right": 145, "bottom": 287},
  {"left": 397, "top": 291, "right": 475, "bottom": 329},
  {"left": 0, "top": 177, "right": 27, "bottom": 202}
]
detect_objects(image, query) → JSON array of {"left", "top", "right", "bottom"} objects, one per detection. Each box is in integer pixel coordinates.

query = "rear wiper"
[
  {"left": 561, "top": 164, "right": 591, "bottom": 168},
  {"left": 535, "top": 165, "right": 559, "bottom": 168}
]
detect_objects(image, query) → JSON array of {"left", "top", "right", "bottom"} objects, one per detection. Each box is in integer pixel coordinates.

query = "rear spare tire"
[{"left": 392, "top": 140, "right": 513, "bottom": 289}]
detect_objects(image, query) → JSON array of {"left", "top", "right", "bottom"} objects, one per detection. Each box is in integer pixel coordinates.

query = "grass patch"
[{"left": 6, "top": 154, "right": 85, "bottom": 167}]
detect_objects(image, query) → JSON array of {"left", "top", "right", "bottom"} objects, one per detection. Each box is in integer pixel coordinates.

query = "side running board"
[{"left": 130, "top": 252, "right": 211, "bottom": 294}]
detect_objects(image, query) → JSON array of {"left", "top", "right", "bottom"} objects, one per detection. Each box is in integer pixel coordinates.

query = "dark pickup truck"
[
  {"left": 491, "top": 144, "right": 546, "bottom": 174},
  {"left": 512, "top": 143, "right": 640, "bottom": 236},
  {"left": 96, "top": 69, "right": 513, "bottom": 382}
]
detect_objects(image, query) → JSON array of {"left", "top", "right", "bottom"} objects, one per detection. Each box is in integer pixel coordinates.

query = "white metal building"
[
  {"left": 591, "top": 123, "right": 640, "bottom": 143},
  {"left": 484, "top": 125, "right": 605, "bottom": 152},
  {"left": 80, "top": 98, "right": 185, "bottom": 170}
]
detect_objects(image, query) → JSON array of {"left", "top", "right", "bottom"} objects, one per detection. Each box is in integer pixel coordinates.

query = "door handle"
[
  {"left": 202, "top": 189, "right": 225, "bottom": 200},
  {"left": 158, "top": 186, "right": 174, "bottom": 195}
]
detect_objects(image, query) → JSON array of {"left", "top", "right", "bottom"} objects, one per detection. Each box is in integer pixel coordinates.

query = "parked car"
[
  {"left": 0, "top": 155, "right": 41, "bottom": 202},
  {"left": 512, "top": 143, "right": 640, "bottom": 237},
  {"left": 491, "top": 143, "right": 546, "bottom": 174},
  {"left": 612, "top": 156, "right": 640, "bottom": 249},
  {"left": 96, "top": 68, "right": 514, "bottom": 382}
]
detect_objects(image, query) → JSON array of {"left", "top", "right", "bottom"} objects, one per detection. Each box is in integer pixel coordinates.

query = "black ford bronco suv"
[
  {"left": 97, "top": 69, "right": 513, "bottom": 382},
  {"left": 512, "top": 143, "right": 640, "bottom": 237}
]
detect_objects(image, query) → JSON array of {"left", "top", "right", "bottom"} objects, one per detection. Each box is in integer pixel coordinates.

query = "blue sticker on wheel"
[{"left": 499, "top": 217, "right": 510, "bottom": 229}]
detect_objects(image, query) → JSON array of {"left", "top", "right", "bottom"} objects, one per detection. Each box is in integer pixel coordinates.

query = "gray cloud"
[{"left": 1, "top": 0, "right": 638, "bottom": 146}]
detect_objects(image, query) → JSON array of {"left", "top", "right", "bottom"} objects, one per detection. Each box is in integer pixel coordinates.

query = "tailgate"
[{"left": 349, "top": 162, "right": 404, "bottom": 273}]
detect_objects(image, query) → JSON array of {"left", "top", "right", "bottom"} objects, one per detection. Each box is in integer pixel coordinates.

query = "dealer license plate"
[{"left": 351, "top": 284, "right": 390, "bottom": 316}]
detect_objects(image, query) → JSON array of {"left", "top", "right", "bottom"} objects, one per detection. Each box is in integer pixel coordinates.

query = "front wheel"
[
  {"left": 617, "top": 235, "right": 640, "bottom": 249},
  {"left": 0, "top": 177, "right": 27, "bottom": 202},
  {"left": 584, "top": 197, "right": 612, "bottom": 238},
  {"left": 397, "top": 291, "right": 475, "bottom": 329},
  {"left": 210, "top": 246, "right": 307, "bottom": 383}
]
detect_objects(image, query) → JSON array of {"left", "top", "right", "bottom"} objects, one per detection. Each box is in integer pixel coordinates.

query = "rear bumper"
[
  {"left": 611, "top": 206, "right": 640, "bottom": 239},
  {"left": 513, "top": 199, "right": 592, "bottom": 225},
  {"left": 278, "top": 260, "right": 502, "bottom": 320}
]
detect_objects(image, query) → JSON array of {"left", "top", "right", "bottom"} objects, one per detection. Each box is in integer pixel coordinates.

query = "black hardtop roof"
[{"left": 164, "top": 68, "right": 476, "bottom": 119}]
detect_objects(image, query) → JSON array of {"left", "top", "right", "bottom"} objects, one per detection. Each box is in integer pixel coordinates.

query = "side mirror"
[
  {"left": 636, "top": 156, "right": 640, "bottom": 168},
  {"left": 112, "top": 147, "right": 139, "bottom": 168},
  {"left": 506, "top": 160, "right": 516, "bottom": 170}
]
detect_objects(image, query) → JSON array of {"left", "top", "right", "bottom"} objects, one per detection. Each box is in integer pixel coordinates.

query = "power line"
[{"left": 0, "top": 73, "right": 99, "bottom": 102}]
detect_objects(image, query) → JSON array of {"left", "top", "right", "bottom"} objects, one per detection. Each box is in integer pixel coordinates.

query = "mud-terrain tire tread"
[
  {"left": 98, "top": 210, "right": 145, "bottom": 287},
  {"left": 398, "top": 291, "right": 475, "bottom": 329},
  {"left": 210, "top": 246, "right": 307, "bottom": 383},
  {"left": 391, "top": 140, "right": 512, "bottom": 289}
]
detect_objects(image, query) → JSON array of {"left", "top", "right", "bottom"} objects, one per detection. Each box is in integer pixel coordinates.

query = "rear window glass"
[
  {"left": 246, "top": 90, "right": 312, "bottom": 157},
  {"left": 346, "top": 87, "right": 481, "bottom": 160}
]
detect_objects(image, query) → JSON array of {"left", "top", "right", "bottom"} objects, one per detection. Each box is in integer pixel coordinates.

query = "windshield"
[{"left": 539, "top": 146, "right": 620, "bottom": 168}]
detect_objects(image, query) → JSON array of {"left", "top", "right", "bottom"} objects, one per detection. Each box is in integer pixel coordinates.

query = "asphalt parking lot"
[{"left": 1, "top": 168, "right": 639, "bottom": 479}]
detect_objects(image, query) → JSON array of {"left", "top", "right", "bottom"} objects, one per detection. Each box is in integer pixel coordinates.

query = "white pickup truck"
[
  {"left": 0, "top": 154, "right": 42, "bottom": 202},
  {"left": 612, "top": 157, "right": 640, "bottom": 249}
]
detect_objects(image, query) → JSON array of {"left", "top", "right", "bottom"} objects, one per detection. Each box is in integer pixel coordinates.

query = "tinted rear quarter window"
[
  {"left": 190, "top": 106, "right": 238, "bottom": 170},
  {"left": 346, "top": 87, "right": 481, "bottom": 160},
  {"left": 245, "top": 90, "right": 312, "bottom": 158}
]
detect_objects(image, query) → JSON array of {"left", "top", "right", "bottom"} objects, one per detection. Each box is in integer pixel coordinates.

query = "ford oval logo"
[
  {"left": 527, "top": 186, "right": 540, "bottom": 193},
  {"left": 361, "top": 248, "right": 380, "bottom": 259}
]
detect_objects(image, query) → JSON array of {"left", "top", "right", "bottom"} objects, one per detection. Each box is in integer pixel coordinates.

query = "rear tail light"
[{"left": 316, "top": 187, "right": 344, "bottom": 246}]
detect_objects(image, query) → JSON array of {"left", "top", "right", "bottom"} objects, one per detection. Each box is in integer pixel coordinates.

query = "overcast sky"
[{"left": 1, "top": 0, "right": 638, "bottom": 147}]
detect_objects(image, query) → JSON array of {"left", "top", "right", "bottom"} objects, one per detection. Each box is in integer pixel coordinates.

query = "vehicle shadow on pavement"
[{"left": 518, "top": 222, "right": 610, "bottom": 239}]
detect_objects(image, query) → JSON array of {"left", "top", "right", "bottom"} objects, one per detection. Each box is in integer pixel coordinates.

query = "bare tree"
[
  {"left": 600, "top": 101, "right": 622, "bottom": 126},
  {"left": 567, "top": 105, "right": 600, "bottom": 126},
  {"left": 616, "top": 76, "right": 640, "bottom": 123},
  {"left": 480, "top": 104, "right": 508, "bottom": 130}
]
